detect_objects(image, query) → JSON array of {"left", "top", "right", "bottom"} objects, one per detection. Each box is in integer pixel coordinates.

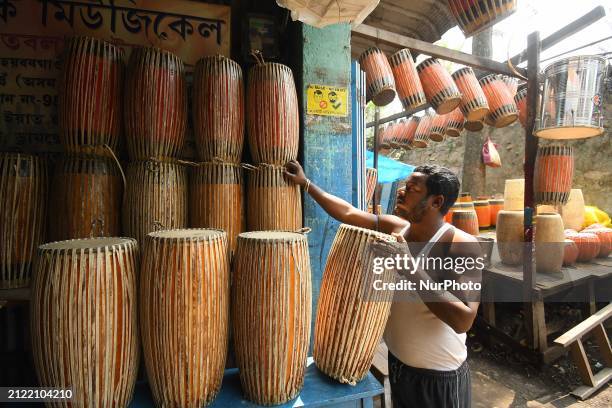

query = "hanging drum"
[
  {"left": 190, "top": 162, "right": 245, "bottom": 255},
  {"left": 314, "top": 224, "right": 395, "bottom": 384},
  {"left": 366, "top": 167, "right": 377, "bottom": 203},
  {"left": 429, "top": 114, "right": 449, "bottom": 142},
  {"left": 500, "top": 75, "right": 519, "bottom": 97},
  {"left": 479, "top": 74, "right": 518, "bottom": 128},
  {"left": 417, "top": 58, "right": 462, "bottom": 114},
  {"left": 447, "top": 0, "right": 517, "bottom": 37},
  {"left": 141, "top": 229, "right": 229, "bottom": 407},
  {"left": 464, "top": 119, "right": 484, "bottom": 132},
  {"left": 400, "top": 116, "right": 420, "bottom": 148},
  {"left": 193, "top": 56, "right": 244, "bottom": 163},
  {"left": 389, "top": 48, "right": 426, "bottom": 110},
  {"left": 233, "top": 231, "right": 311, "bottom": 405},
  {"left": 534, "top": 145, "right": 574, "bottom": 206},
  {"left": 359, "top": 47, "right": 396, "bottom": 106},
  {"left": 390, "top": 120, "right": 408, "bottom": 148},
  {"left": 125, "top": 47, "right": 187, "bottom": 160},
  {"left": 246, "top": 164, "right": 302, "bottom": 231},
  {"left": 535, "top": 56, "right": 607, "bottom": 139},
  {"left": 445, "top": 107, "right": 465, "bottom": 137},
  {"left": 0, "top": 154, "right": 46, "bottom": 289},
  {"left": 515, "top": 86, "right": 528, "bottom": 128},
  {"left": 452, "top": 67, "right": 489, "bottom": 121},
  {"left": 31, "top": 237, "right": 139, "bottom": 407},
  {"left": 413, "top": 113, "right": 433, "bottom": 148},
  {"left": 59, "top": 36, "right": 124, "bottom": 154},
  {"left": 247, "top": 62, "right": 299, "bottom": 164}
]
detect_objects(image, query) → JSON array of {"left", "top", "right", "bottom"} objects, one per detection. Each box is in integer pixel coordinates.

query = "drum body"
[
  {"left": 359, "top": 47, "right": 396, "bottom": 106},
  {"left": 515, "top": 87, "right": 528, "bottom": 128},
  {"left": 400, "top": 116, "right": 419, "bottom": 147},
  {"left": 193, "top": 56, "right": 244, "bottom": 162},
  {"left": 59, "top": 36, "right": 123, "bottom": 154},
  {"left": 496, "top": 210, "right": 524, "bottom": 265},
  {"left": 480, "top": 74, "right": 518, "bottom": 128},
  {"left": 452, "top": 210, "right": 479, "bottom": 236},
  {"left": 247, "top": 63, "right": 299, "bottom": 164},
  {"left": 140, "top": 229, "right": 229, "bottom": 407},
  {"left": 447, "top": 0, "right": 517, "bottom": 37},
  {"left": 417, "top": 58, "right": 461, "bottom": 114},
  {"left": 534, "top": 145, "right": 574, "bottom": 205},
  {"left": 501, "top": 75, "right": 518, "bottom": 97},
  {"left": 474, "top": 200, "right": 491, "bottom": 229},
  {"left": 452, "top": 67, "right": 489, "bottom": 121},
  {"left": 366, "top": 167, "right": 377, "bottom": 203},
  {"left": 125, "top": 47, "right": 186, "bottom": 160},
  {"left": 0, "top": 154, "right": 47, "bottom": 289},
  {"left": 534, "top": 213, "right": 564, "bottom": 274},
  {"left": 233, "top": 231, "right": 311, "bottom": 405},
  {"left": 489, "top": 199, "right": 504, "bottom": 226},
  {"left": 31, "top": 238, "right": 139, "bottom": 407},
  {"left": 413, "top": 114, "right": 432, "bottom": 148},
  {"left": 445, "top": 108, "right": 465, "bottom": 137},
  {"left": 429, "top": 114, "right": 449, "bottom": 142},
  {"left": 389, "top": 49, "right": 426, "bottom": 110},
  {"left": 535, "top": 56, "right": 607, "bottom": 139}
]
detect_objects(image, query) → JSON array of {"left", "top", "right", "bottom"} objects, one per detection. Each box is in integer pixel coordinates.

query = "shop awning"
[{"left": 366, "top": 151, "right": 414, "bottom": 184}]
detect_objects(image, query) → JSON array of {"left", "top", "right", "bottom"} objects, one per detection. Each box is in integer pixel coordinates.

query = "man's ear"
[{"left": 431, "top": 195, "right": 445, "bottom": 211}]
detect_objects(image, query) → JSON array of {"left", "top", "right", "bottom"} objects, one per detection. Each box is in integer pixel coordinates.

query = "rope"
[{"left": 104, "top": 144, "right": 126, "bottom": 189}]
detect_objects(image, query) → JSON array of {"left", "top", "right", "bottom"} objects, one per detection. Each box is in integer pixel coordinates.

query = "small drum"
[
  {"left": 141, "top": 229, "right": 229, "bottom": 407},
  {"left": 125, "top": 47, "right": 187, "bottom": 160},
  {"left": 515, "top": 86, "right": 528, "bottom": 128},
  {"left": 314, "top": 224, "right": 394, "bottom": 384},
  {"left": 366, "top": 167, "right": 377, "bottom": 203},
  {"left": 413, "top": 113, "right": 433, "bottom": 148},
  {"left": 193, "top": 56, "right": 244, "bottom": 163},
  {"left": 500, "top": 75, "right": 519, "bottom": 97},
  {"left": 388, "top": 120, "right": 403, "bottom": 148},
  {"left": 377, "top": 124, "right": 390, "bottom": 149},
  {"left": 452, "top": 67, "right": 489, "bottom": 121},
  {"left": 535, "top": 56, "right": 607, "bottom": 139},
  {"left": 474, "top": 200, "right": 491, "bottom": 229},
  {"left": 383, "top": 122, "right": 399, "bottom": 148},
  {"left": 452, "top": 209, "right": 479, "bottom": 236},
  {"left": 445, "top": 107, "right": 465, "bottom": 137},
  {"left": 247, "top": 62, "right": 299, "bottom": 164},
  {"left": 359, "top": 47, "right": 396, "bottom": 106},
  {"left": 534, "top": 145, "right": 574, "bottom": 205},
  {"left": 417, "top": 58, "right": 462, "bottom": 114},
  {"left": 233, "top": 231, "right": 311, "bottom": 404},
  {"left": 31, "top": 238, "right": 139, "bottom": 406},
  {"left": 447, "top": 0, "right": 517, "bottom": 37},
  {"left": 59, "top": 36, "right": 124, "bottom": 154},
  {"left": 464, "top": 119, "right": 484, "bottom": 132},
  {"left": 0, "top": 154, "right": 47, "bottom": 289},
  {"left": 479, "top": 74, "right": 518, "bottom": 128},
  {"left": 389, "top": 48, "right": 426, "bottom": 110},
  {"left": 445, "top": 202, "right": 475, "bottom": 223},
  {"left": 489, "top": 198, "right": 504, "bottom": 226},
  {"left": 429, "top": 114, "right": 449, "bottom": 142},
  {"left": 401, "top": 116, "right": 420, "bottom": 147}
]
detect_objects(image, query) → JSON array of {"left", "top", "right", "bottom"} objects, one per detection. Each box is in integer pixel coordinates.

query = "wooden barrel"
[
  {"left": 389, "top": 48, "right": 426, "bottom": 110},
  {"left": 359, "top": 47, "right": 396, "bottom": 106},
  {"left": 417, "top": 58, "right": 462, "bottom": 114},
  {"left": 122, "top": 160, "right": 188, "bottom": 246},
  {"left": 31, "top": 237, "right": 139, "bottom": 406},
  {"left": 464, "top": 119, "right": 484, "bottom": 132},
  {"left": 534, "top": 213, "right": 564, "bottom": 274},
  {"left": 0, "top": 153, "right": 47, "bottom": 289},
  {"left": 447, "top": 0, "right": 517, "bottom": 37},
  {"left": 504, "top": 179, "right": 524, "bottom": 211},
  {"left": 193, "top": 55, "right": 244, "bottom": 163},
  {"left": 233, "top": 231, "right": 311, "bottom": 404},
  {"left": 561, "top": 189, "right": 585, "bottom": 231},
  {"left": 489, "top": 198, "right": 504, "bottom": 226},
  {"left": 429, "top": 113, "right": 449, "bottom": 142},
  {"left": 452, "top": 209, "right": 479, "bottom": 236},
  {"left": 496, "top": 210, "right": 524, "bottom": 265},
  {"left": 125, "top": 47, "right": 186, "bottom": 161},
  {"left": 189, "top": 162, "right": 244, "bottom": 255},
  {"left": 479, "top": 74, "right": 518, "bottom": 128},
  {"left": 247, "top": 62, "right": 299, "bottom": 164},
  {"left": 413, "top": 114, "right": 433, "bottom": 148},
  {"left": 59, "top": 36, "right": 124, "bottom": 154},
  {"left": 49, "top": 155, "right": 121, "bottom": 241},
  {"left": 474, "top": 200, "right": 491, "bottom": 229},
  {"left": 515, "top": 87, "right": 528, "bottom": 128},
  {"left": 246, "top": 165, "right": 302, "bottom": 231},
  {"left": 534, "top": 145, "right": 574, "bottom": 205},
  {"left": 366, "top": 167, "right": 377, "bottom": 203},
  {"left": 140, "top": 229, "right": 229, "bottom": 407},
  {"left": 452, "top": 67, "right": 489, "bottom": 121},
  {"left": 445, "top": 107, "right": 465, "bottom": 137}
]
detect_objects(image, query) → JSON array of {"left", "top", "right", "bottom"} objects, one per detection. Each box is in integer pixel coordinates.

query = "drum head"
[
  {"left": 148, "top": 228, "right": 225, "bottom": 240},
  {"left": 446, "top": 129, "right": 461, "bottom": 137},
  {"left": 534, "top": 126, "right": 604, "bottom": 140},
  {"left": 466, "top": 107, "right": 489, "bottom": 122},
  {"left": 491, "top": 114, "right": 518, "bottom": 128},
  {"left": 429, "top": 133, "right": 444, "bottom": 142},
  {"left": 412, "top": 140, "right": 428, "bottom": 148},
  {"left": 40, "top": 237, "right": 134, "bottom": 250},
  {"left": 435, "top": 97, "right": 461, "bottom": 115},
  {"left": 465, "top": 120, "right": 484, "bottom": 132},
  {"left": 372, "top": 87, "right": 396, "bottom": 107},
  {"left": 238, "top": 231, "right": 305, "bottom": 242}
]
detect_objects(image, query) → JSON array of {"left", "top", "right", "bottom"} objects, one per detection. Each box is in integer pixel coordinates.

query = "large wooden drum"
[
  {"left": 417, "top": 58, "right": 461, "bottom": 114},
  {"left": 413, "top": 113, "right": 433, "bottom": 148},
  {"left": 0, "top": 153, "right": 47, "bottom": 289},
  {"left": 49, "top": 155, "right": 121, "bottom": 241},
  {"left": 479, "top": 74, "right": 518, "bottom": 128},
  {"left": 193, "top": 55, "right": 244, "bottom": 163},
  {"left": 534, "top": 145, "right": 574, "bottom": 206},
  {"left": 359, "top": 47, "right": 396, "bottom": 106},
  {"left": 445, "top": 107, "right": 465, "bottom": 137},
  {"left": 389, "top": 48, "right": 426, "bottom": 110},
  {"left": 447, "top": 0, "right": 517, "bottom": 37},
  {"left": 125, "top": 47, "right": 186, "bottom": 160},
  {"left": 247, "top": 62, "right": 299, "bottom": 164},
  {"left": 31, "top": 237, "right": 139, "bottom": 407},
  {"left": 59, "top": 36, "right": 124, "bottom": 154},
  {"left": 233, "top": 231, "right": 311, "bottom": 404},
  {"left": 452, "top": 67, "right": 489, "bottom": 121},
  {"left": 140, "top": 229, "right": 229, "bottom": 407},
  {"left": 190, "top": 162, "right": 245, "bottom": 255}
]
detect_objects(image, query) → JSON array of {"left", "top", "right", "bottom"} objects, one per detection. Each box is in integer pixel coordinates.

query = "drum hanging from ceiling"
[
  {"left": 534, "top": 145, "right": 574, "bottom": 206},
  {"left": 446, "top": 0, "right": 518, "bottom": 37},
  {"left": 452, "top": 67, "right": 489, "bottom": 122},
  {"left": 413, "top": 113, "right": 433, "bottom": 148},
  {"left": 359, "top": 47, "right": 396, "bottom": 106},
  {"left": 464, "top": 119, "right": 484, "bottom": 132},
  {"left": 515, "top": 86, "right": 528, "bottom": 128},
  {"left": 366, "top": 167, "right": 377, "bottom": 203},
  {"left": 445, "top": 107, "right": 465, "bottom": 137},
  {"left": 500, "top": 75, "right": 519, "bottom": 97},
  {"left": 417, "top": 58, "right": 462, "bottom": 114},
  {"left": 400, "top": 116, "right": 420, "bottom": 147},
  {"left": 429, "top": 114, "right": 449, "bottom": 142},
  {"left": 480, "top": 74, "right": 518, "bottom": 128},
  {"left": 389, "top": 48, "right": 426, "bottom": 110}
]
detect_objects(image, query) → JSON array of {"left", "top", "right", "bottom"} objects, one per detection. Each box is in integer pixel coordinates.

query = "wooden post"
[{"left": 373, "top": 108, "right": 380, "bottom": 209}]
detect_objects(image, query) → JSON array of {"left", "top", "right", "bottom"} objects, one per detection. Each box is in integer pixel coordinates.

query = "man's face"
[{"left": 394, "top": 172, "right": 432, "bottom": 223}]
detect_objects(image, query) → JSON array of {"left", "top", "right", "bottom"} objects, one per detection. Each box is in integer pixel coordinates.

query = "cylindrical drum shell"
[
  {"left": 504, "top": 179, "right": 525, "bottom": 211},
  {"left": 447, "top": 0, "right": 517, "bottom": 37},
  {"left": 464, "top": 119, "right": 484, "bottom": 132},
  {"left": 125, "top": 47, "right": 187, "bottom": 160},
  {"left": 561, "top": 189, "right": 585, "bottom": 231},
  {"left": 59, "top": 36, "right": 124, "bottom": 154},
  {"left": 497, "top": 210, "right": 525, "bottom": 265},
  {"left": 413, "top": 114, "right": 433, "bottom": 148},
  {"left": 480, "top": 74, "right": 518, "bottom": 128},
  {"left": 193, "top": 56, "right": 244, "bottom": 162},
  {"left": 515, "top": 87, "right": 528, "bottom": 128},
  {"left": 366, "top": 168, "right": 377, "bottom": 203},
  {"left": 452, "top": 67, "right": 489, "bottom": 121},
  {"left": 233, "top": 231, "right": 312, "bottom": 405},
  {"left": 31, "top": 238, "right": 139, "bottom": 407},
  {"left": 417, "top": 58, "right": 461, "bottom": 114},
  {"left": 452, "top": 210, "right": 479, "bottom": 236},
  {"left": 429, "top": 114, "right": 449, "bottom": 142},
  {"left": 359, "top": 47, "right": 396, "bottom": 106},
  {"left": 0, "top": 154, "right": 47, "bottom": 289},
  {"left": 140, "top": 229, "right": 229, "bottom": 407},
  {"left": 389, "top": 49, "right": 426, "bottom": 110},
  {"left": 501, "top": 75, "right": 518, "bottom": 97},
  {"left": 535, "top": 213, "right": 564, "bottom": 274},
  {"left": 489, "top": 199, "right": 504, "bottom": 227},
  {"left": 445, "top": 107, "right": 465, "bottom": 137},
  {"left": 401, "top": 117, "right": 419, "bottom": 147},
  {"left": 534, "top": 145, "right": 574, "bottom": 205},
  {"left": 474, "top": 201, "right": 491, "bottom": 229}
]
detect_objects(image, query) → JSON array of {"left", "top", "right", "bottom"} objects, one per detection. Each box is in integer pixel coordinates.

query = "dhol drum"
[
  {"left": 474, "top": 200, "right": 491, "bottom": 229},
  {"left": 140, "top": 229, "right": 229, "bottom": 407},
  {"left": 534, "top": 145, "right": 574, "bottom": 205},
  {"left": 246, "top": 164, "right": 302, "bottom": 231},
  {"left": 535, "top": 56, "right": 607, "bottom": 139},
  {"left": 480, "top": 74, "right": 518, "bottom": 128},
  {"left": 489, "top": 198, "right": 504, "bottom": 227},
  {"left": 125, "top": 47, "right": 187, "bottom": 160},
  {"left": 59, "top": 36, "right": 124, "bottom": 154},
  {"left": 389, "top": 48, "right": 426, "bottom": 110},
  {"left": 31, "top": 237, "right": 139, "bottom": 407},
  {"left": 0, "top": 154, "right": 47, "bottom": 289},
  {"left": 429, "top": 114, "right": 449, "bottom": 142},
  {"left": 500, "top": 75, "right": 519, "bottom": 97},
  {"left": 49, "top": 155, "right": 121, "bottom": 241},
  {"left": 417, "top": 58, "right": 462, "bottom": 114},
  {"left": 515, "top": 86, "right": 528, "bottom": 128},
  {"left": 233, "top": 231, "right": 311, "bottom": 405},
  {"left": 193, "top": 55, "right": 244, "bottom": 163},
  {"left": 247, "top": 62, "right": 299, "bottom": 164},
  {"left": 366, "top": 167, "right": 378, "bottom": 203},
  {"left": 359, "top": 47, "right": 396, "bottom": 106},
  {"left": 447, "top": 0, "right": 517, "bottom": 37},
  {"left": 452, "top": 209, "right": 479, "bottom": 236},
  {"left": 314, "top": 224, "right": 395, "bottom": 384},
  {"left": 377, "top": 124, "right": 391, "bottom": 149},
  {"left": 413, "top": 113, "right": 433, "bottom": 148},
  {"left": 399, "top": 116, "right": 420, "bottom": 148},
  {"left": 464, "top": 119, "right": 485, "bottom": 132},
  {"left": 445, "top": 107, "right": 465, "bottom": 137},
  {"left": 189, "top": 162, "right": 245, "bottom": 255},
  {"left": 445, "top": 202, "right": 474, "bottom": 224},
  {"left": 386, "top": 121, "right": 402, "bottom": 149},
  {"left": 452, "top": 67, "right": 489, "bottom": 121}
]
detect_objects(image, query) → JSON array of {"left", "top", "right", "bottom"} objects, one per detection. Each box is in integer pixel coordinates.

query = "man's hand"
[{"left": 283, "top": 160, "right": 307, "bottom": 187}]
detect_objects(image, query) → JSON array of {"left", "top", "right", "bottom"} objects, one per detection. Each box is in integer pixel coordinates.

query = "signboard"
[{"left": 306, "top": 84, "right": 348, "bottom": 117}]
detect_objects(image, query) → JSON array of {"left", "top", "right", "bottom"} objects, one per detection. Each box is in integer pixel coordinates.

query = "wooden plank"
[
  {"left": 570, "top": 340, "right": 595, "bottom": 387},
  {"left": 571, "top": 367, "right": 612, "bottom": 400},
  {"left": 592, "top": 324, "right": 612, "bottom": 367},
  {"left": 535, "top": 300, "right": 548, "bottom": 352},
  {"left": 555, "top": 304, "right": 612, "bottom": 347}
]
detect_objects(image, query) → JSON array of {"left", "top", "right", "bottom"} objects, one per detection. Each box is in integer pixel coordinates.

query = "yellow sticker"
[{"left": 307, "top": 84, "right": 348, "bottom": 117}]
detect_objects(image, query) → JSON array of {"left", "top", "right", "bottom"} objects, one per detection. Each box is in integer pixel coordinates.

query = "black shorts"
[{"left": 388, "top": 351, "right": 471, "bottom": 408}]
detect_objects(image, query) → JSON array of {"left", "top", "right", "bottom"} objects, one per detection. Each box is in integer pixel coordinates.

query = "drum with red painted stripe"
[
  {"left": 452, "top": 67, "right": 489, "bottom": 122},
  {"left": 445, "top": 107, "right": 465, "bottom": 137},
  {"left": 515, "top": 86, "right": 528, "bottom": 128},
  {"left": 479, "top": 74, "right": 518, "bottom": 128},
  {"left": 417, "top": 58, "right": 461, "bottom": 114},
  {"left": 359, "top": 47, "right": 396, "bottom": 106},
  {"left": 534, "top": 145, "right": 574, "bottom": 205},
  {"left": 447, "top": 0, "right": 517, "bottom": 37},
  {"left": 429, "top": 114, "right": 449, "bottom": 142},
  {"left": 389, "top": 48, "right": 426, "bottom": 110},
  {"left": 413, "top": 114, "right": 433, "bottom": 148}
]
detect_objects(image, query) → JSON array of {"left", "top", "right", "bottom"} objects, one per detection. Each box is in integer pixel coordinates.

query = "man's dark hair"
[{"left": 412, "top": 165, "right": 460, "bottom": 216}]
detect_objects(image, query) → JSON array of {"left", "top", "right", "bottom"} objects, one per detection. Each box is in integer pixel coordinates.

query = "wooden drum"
[
  {"left": 417, "top": 58, "right": 461, "bottom": 114},
  {"left": 464, "top": 119, "right": 484, "bottom": 132},
  {"left": 400, "top": 116, "right": 419, "bottom": 148},
  {"left": 125, "top": 47, "right": 186, "bottom": 160},
  {"left": 515, "top": 87, "right": 528, "bottom": 128},
  {"left": 479, "top": 74, "right": 518, "bottom": 128},
  {"left": 430, "top": 113, "right": 449, "bottom": 142},
  {"left": 193, "top": 55, "right": 244, "bottom": 162},
  {"left": 452, "top": 209, "right": 479, "bottom": 236},
  {"left": 366, "top": 167, "right": 377, "bottom": 203},
  {"left": 447, "top": 0, "right": 517, "bottom": 37},
  {"left": 141, "top": 229, "right": 229, "bottom": 407},
  {"left": 0, "top": 153, "right": 47, "bottom": 289},
  {"left": 359, "top": 47, "right": 396, "bottom": 107},
  {"left": 233, "top": 231, "right": 311, "bottom": 404},
  {"left": 501, "top": 75, "right": 519, "bottom": 97},
  {"left": 452, "top": 67, "right": 489, "bottom": 121},
  {"left": 31, "top": 237, "right": 139, "bottom": 407},
  {"left": 389, "top": 48, "right": 426, "bottom": 110},
  {"left": 489, "top": 198, "right": 504, "bottom": 227},
  {"left": 413, "top": 113, "right": 433, "bottom": 148},
  {"left": 534, "top": 145, "right": 574, "bottom": 206},
  {"left": 474, "top": 200, "right": 491, "bottom": 229},
  {"left": 445, "top": 107, "right": 465, "bottom": 137},
  {"left": 59, "top": 36, "right": 124, "bottom": 154}
]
